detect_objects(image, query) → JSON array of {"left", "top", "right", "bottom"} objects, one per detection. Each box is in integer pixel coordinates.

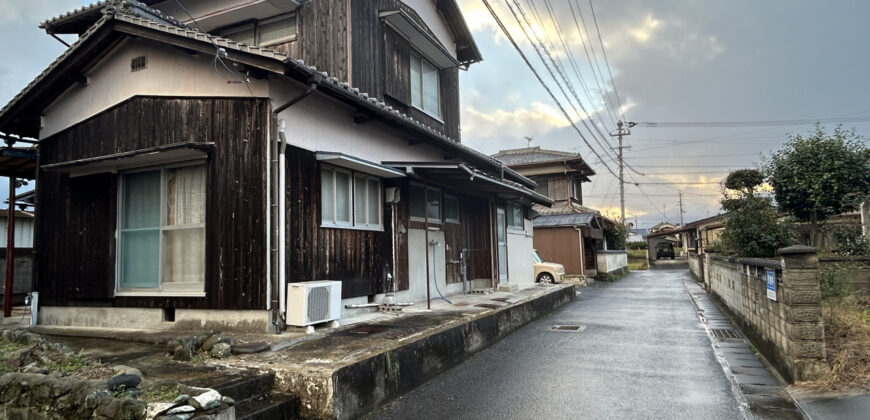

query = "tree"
[
  {"left": 766, "top": 126, "right": 870, "bottom": 246},
  {"left": 719, "top": 170, "right": 795, "bottom": 257}
]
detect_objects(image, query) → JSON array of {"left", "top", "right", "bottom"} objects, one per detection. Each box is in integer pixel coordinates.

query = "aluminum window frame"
[
  {"left": 218, "top": 12, "right": 298, "bottom": 47},
  {"left": 321, "top": 165, "right": 384, "bottom": 231},
  {"left": 409, "top": 50, "right": 442, "bottom": 119},
  {"left": 115, "top": 159, "right": 207, "bottom": 297},
  {"left": 409, "top": 183, "right": 442, "bottom": 224}
]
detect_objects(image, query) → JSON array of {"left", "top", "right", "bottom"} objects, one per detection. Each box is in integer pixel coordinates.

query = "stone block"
[
  {"left": 786, "top": 322, "right": 825, "bottom": 341},
  {"left": 782, "top": 270, "right": 821, "bottom": 287},
  {"left": 790, "top": 340, "right": 825, "bottom": 359},
  {"left": 786, "top": 306, "right": 822, "bottom": 323},
  {"left": 792, "top": 358, "right": 830, "bottom": 382},
  {"left": 783, "top": 287, "right": 821, "bottom": 305}
]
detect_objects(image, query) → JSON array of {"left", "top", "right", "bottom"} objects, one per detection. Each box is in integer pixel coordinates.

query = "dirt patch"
[{"left": 811, "top": 294, "right": 870, "bottom": 391}]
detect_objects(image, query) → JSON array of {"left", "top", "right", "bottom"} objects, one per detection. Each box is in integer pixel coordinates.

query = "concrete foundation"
[{"left": 38, "top": 307, "right": 271, "bottom": 333}]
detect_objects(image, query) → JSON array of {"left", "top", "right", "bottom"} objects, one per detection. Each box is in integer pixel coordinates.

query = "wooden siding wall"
[
  {"left": 534, "top": 228, "right": 582, "bottom": 276},
  {"left": 351, "top": 0, "right": 461, "bottom": 141},
  {"left": 269, "top": 0, "right": 349, "bottom": 82},
  {"left": 283, "top": 146, "right": 405, "bottom": 298},
  {"left": 36, "top": 97, "right": 268, "bottom": 309}
]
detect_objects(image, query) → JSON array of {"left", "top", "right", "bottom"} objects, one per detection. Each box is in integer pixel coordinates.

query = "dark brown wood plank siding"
[
  {"left": 35, "top": 96, "right": 268, "bottom": 310},
  {"left": 350, "top": 0, "right": 461, "bottom": 141},
  {"left": 284, "top": 146, "right": 404, "bottom": 298}
]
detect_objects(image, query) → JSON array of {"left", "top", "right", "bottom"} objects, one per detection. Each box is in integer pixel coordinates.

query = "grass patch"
[
  {"left": 140, "top": 384, "right": 181, "bottom": 403},
  {"left": 628, "top": 262, "right": 648, "bottom": 271},
  {"left": 45, "top": 353, "right": 89, "bottom": 374},
  {"left": 627, "top": 249, "right": 647, "bottom": 259},
  {"left": 0, "top": 339, "right": 26, "bottom": 375},
  {"left": 813, "top": 293, "right": 870, "bottom": 390}
]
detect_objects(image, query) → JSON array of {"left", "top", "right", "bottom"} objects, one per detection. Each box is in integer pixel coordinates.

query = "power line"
[
  {"left": 637, "top": 115, "right": 870, "bottom": 128},
  {"left": 481, "top": 0, "right": 619, "bottom": 178},
  {"left": 588, "top": 0, "right": 626, "bottom": 121},
  {"left": 510, "top": 0, "right": 618, "bottom": 160},
  {"left": 567, "top": 0, "right": 620, "bottom": 124}
]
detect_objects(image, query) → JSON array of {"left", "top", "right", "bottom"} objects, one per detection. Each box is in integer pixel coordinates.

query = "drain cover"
[
  {"left": 551, "top": 324, "right": 585, "bottom": 332},
  {"left": 711, "top": 328, "right": 741, "bottom": 339}
]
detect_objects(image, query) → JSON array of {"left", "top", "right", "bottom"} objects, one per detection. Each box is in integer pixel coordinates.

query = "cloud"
[
  {"left": 0, "top": 1, "right": 78, "bottom": 25},
  {"left": 629, "top": 15, "right": 662, "bottom": 42},
  {"left": 462, "top": 102, "right": 572, "bottom": 140}
]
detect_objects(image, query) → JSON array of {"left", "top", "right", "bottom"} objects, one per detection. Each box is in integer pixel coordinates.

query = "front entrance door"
[{"left": 496, "top": 207, "right": 508, "bottom": 283}]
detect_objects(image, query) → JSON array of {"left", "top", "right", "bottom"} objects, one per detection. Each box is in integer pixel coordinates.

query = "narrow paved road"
[{"left": 370, "top": 269, "right": 744, "bottom": 419}]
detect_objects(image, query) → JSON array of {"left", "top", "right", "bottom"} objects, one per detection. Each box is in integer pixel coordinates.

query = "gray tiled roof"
[
  {"left": 491, "top": 146, "right": 582, "bottom": 165},
  {"left": 533, "top": 213, "right": 595, "bottom": 227}
]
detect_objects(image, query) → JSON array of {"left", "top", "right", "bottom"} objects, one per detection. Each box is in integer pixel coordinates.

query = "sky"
[{"left": 2, "top": 1, "right": 870, "bottom": 228}]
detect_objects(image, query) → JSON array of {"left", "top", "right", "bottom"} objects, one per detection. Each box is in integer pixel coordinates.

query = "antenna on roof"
[{"left": 524, "top": 136, "right": 533, "bottom": 147}]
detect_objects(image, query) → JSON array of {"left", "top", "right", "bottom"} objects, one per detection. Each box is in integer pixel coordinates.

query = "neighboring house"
[
  {"left": 491, "top": 146, "right": 614, "bottom": 278},
  {"left": 0, "top": 0, "right": 550, "bottom": 332},
  {"left": 0, "top": 210, "right": 35, "bottom": 304},
  {"left": 647, "top": 215, "right": 726, "bottom": 259}
]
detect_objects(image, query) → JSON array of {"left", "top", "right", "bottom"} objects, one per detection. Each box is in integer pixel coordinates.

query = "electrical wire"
[
  {"left": 588, "top": 0, "right": 626, "bottom": 122},
  {"left": 174, "top": 0, "right": 251, "bottom": 87},
  {"left": 508, "top": 0, "right": 619, "bottom": 164},
  {"left": 567, "top": 0, "right": 619, "bottom": 124},
  {"left": 481, "top": 0, "right": 619, "bottom": 178},
  {"left": 636, "top": 115, "right": 870, "bottom": 128}
]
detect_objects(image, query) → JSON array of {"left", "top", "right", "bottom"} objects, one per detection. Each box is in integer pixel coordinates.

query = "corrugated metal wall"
[{"left": 0, "top": 215, "right": 35, "bottom": 248}]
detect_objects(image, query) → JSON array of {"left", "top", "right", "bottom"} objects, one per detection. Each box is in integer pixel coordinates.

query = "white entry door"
[{"left": 496, "top": 207, "right": 508, "bottom": 283}]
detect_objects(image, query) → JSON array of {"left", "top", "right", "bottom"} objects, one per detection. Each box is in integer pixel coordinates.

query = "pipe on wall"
[{"left": 269, "top": 80, "right": 319, "bottom": 333}]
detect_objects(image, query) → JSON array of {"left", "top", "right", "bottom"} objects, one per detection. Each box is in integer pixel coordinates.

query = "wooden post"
[{"left": 3, "top": 176, "right": 15, "bottom": 318}]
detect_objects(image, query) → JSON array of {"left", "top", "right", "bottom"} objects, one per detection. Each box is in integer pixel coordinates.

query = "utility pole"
[
  {"left": 609, "top": 121, "right": 636, "bottom": 224},
  {"left": 677, "top": 192, "right": 685, "bottom": 226}
]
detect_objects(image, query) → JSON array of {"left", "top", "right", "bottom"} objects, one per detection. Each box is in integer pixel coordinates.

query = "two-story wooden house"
[
  {"left": 492, "top": 146, "right": 613, "bottom": 278},
  {"left": 0, "top": 0, "right": 551, "bottom": 332}
]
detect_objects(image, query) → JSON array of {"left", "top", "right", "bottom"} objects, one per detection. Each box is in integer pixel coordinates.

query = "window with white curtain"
[
  {"left": 321, "top": 166, "right": 382, "bottom": 230},
  {"left": 410, "top": 51, "right": 441, "bottom": 118},
  {"left": 118, "top": 162, "right": 206, "bottom": 294}
]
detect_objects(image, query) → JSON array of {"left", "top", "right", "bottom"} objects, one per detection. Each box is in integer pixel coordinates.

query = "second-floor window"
[
  {"left": 410, "top": 51, "right": 440, "bottom": 118},
  {"left": 220, "top": 13, "right": 297, "bottom": 47}
]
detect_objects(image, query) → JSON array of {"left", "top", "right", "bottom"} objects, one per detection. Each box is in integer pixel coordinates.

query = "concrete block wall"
[
  {"left": 688, "top": 252, "right": 702, "bottom": 280},
  {"left": 596, "top": 251, "right": 627, "bottom": 278},
  {"left": 706, "top": 246, "right": 829, "bottom": 382}
]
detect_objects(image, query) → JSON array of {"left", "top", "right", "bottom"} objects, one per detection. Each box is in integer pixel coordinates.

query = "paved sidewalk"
[
  {"left": 792, "top": 392, "right": 870, "bottom": 420},
  {"left": 684, "top": 277, "right": 803, "bottom": 419}
]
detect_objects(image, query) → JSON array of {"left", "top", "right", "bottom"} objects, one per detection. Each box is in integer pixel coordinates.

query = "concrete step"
[
  {"left": 235, "top": 392, "right": 300, "bottom": 420},
  {"left": 211, "top": 373, "right": 300, "bottom": 419},
  {"left": 212, "top": 372, "right": 275, "bottom": 402}
]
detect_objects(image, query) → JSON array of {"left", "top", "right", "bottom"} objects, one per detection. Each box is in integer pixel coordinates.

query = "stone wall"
[
  {"left": 706, "top": 246, "right": 829, "bottom": 382},
  {"left": 818, "top": 256, "right": 870, "bottom": 293}
]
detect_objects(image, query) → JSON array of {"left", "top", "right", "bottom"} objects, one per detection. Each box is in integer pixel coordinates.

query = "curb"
[{"left": 280, "top": 284, "right": 576, "bottom": 419}]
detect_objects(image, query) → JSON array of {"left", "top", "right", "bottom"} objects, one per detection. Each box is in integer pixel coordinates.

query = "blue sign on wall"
[{"left": 766, "top": 269, "right": 777, "bottom": 301}]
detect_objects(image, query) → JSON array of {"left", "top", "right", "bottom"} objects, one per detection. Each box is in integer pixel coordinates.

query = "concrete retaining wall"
[
  {"left": 297, "top": 284, "right": 575, "bottom": 419},
  {"left": 596, "top": 251, "right": 627, "bottom": 278},
  {"left": 688, "top": 252, "right": 702, "bottom": 280},
  {"left": 706, "top": 246, "right": 829, "bottom": 382}
]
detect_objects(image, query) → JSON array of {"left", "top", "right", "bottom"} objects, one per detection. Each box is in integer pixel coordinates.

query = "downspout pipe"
[{"left": 270, "top": 78, "right": 320, "bottom": 333}]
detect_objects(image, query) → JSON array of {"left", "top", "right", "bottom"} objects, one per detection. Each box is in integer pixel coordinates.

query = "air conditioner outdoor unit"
[{"left": 286, "top": 280, "right": 342, "bottom": 327}]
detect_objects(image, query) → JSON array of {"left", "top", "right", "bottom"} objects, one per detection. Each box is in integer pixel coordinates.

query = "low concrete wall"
[
  {"left": 706, "top": 246, "right": 829, "bottom": 382},
  {"left": 819, "top": 256, "right": 870, "bottom": 293},
  {"left": 596, "top": 251, "right": 627, "bottom": 278},
  {"left": 308, "top": 286, "right": 575, "bottom": 418},
  {"left": 688, "top": 252, "right": 701, "bottom": 279}
]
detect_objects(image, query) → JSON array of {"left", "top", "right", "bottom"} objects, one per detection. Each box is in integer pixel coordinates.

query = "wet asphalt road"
[{"left": 369, "top": 269, "right": 744, "bottom": 420}]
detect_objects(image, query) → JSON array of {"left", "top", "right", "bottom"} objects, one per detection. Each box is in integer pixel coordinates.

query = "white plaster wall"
[
  {"left": 271, "top": 79, "right": 445, "bottom": 163},
  {"left": 506, "top": 219, "right": 534, "bottom": 289},
  {"left": 0, "top": 216, "right": 34, "bottom": 248},
  {"left": 41, "top": 38, "right": 269, "bottom": 139},
  {"left": 406, "top": 228, "right": 447, "bottom": 304},
  {"left": 402, "top": 0, "right": 457, "bottom": 58}
]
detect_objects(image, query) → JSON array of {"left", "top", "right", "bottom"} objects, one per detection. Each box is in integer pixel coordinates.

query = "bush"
[
  {"left": 627, "top": 242, "right": 647, "bottom": 250},
  {"left": 819, "top": 262, "right": 856, "bottom": 299},
  {"left": 720, "top": 194, "right": 796, "bottom": 257},
  {"left": 605, "top": 223, "right": 627, "bottom": 250},
  {"left": 824, "top": 223, "right": 870, "bottom": 256}
]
